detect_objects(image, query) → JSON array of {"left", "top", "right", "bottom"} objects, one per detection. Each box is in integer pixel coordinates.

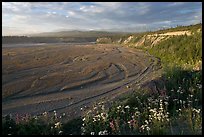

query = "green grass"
[{"left": 148, "top": 31, "right": 202, "bottom": 67}]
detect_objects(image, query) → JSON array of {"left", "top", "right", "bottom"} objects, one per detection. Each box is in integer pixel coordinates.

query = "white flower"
[
  {"left": 43, "top": 112, "right": 48, "bottom": 116},
  {"left": 125, "top": 105, "right": 130, "bottom": 109},
  {"left": 189, "top": 94, "right": 193, "bottom": 97},
  {"left": 121, "top": 110, "right": 125, "bottom": 113},
  {"left": 91, "top": 132, "right": 95, "bottom": 135},
  {"left": 117, "top": 105, "right": 121, "bottom": 109},
  {"left": 98, "top": 131, "right": 103, "bottom": 135},
  {"left": 34, "top": 116, "right": 38, "bottom": 120},
  {"left": 183, "top": 101, "right": 186, "bottom": 104},
  {"left": 103, "top": 130, "right": 108, "bottom": 135},
  {"left": 146, "top": 127, "right": 150, "bottom": 131},
  {"left": 59, "top": 131, "right": 63, "bottom": 134},
  {"left": 80, "top": 107, "right": 83, "bottom": 110},
  {"left": 141, "top": 125, "right": 145, "bottom": 130},
  {"left": 55, "top": 122, "right": 61, "bottom": 128},
  {"left": 164, "top": 101, "right": 168, "bottom": 105},
  {"left": 93, "top": 117, "right": 96, "bottom": 122},
  {"left": 82, "top": 117, "right": 86, "bottom": 121},
  {"left": 132, "top": 115, "right": 135, "bottom": 119},
  {"left": 63, "top": 113, "right": 66, "bottom": 116}
]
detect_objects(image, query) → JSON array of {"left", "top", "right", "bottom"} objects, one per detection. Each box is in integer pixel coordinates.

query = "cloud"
[{"left": 2, "top": 2, "right": 202, "bottom": 35}]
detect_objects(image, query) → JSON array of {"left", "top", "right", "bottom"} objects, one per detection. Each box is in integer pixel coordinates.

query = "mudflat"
[{"left": 2, "top": 44, "right": 161, "bottom": 120}]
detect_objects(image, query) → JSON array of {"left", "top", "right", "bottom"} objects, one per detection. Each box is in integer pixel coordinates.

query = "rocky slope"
[{"left": 96, "top": 24, "right": 201, "bottom": 48}]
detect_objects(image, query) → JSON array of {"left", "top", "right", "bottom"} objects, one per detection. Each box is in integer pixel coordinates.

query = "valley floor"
[{"left": 2, "top": 44, "right": 162, "bottom": 121}]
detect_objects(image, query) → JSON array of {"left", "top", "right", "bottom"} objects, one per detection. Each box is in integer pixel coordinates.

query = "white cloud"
[{"left": 68, "top": 11, "right": 75, "bottom": 16}]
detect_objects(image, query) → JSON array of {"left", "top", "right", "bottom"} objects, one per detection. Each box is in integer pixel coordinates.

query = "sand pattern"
[{"left": 2, "top": 44, "right": 162, "bottom": 120}]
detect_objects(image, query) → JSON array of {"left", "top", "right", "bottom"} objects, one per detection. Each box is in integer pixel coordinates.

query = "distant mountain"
[
  {"left": 29, "top": 30, "right": 129, "bottom": 38},
  {"left": 3, "top": 30, "right": 130, "bottom": 44}
]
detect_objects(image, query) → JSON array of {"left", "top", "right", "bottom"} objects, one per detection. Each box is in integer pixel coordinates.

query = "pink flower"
[
  {"left": 16, "top": 113, "right": 20, "bottom": 124},
  {"left": 110, "top": 121, "right": 116, "bottom": 131},
  {"left": 128, "top": 119, "right": 136, "bottom": 127}
]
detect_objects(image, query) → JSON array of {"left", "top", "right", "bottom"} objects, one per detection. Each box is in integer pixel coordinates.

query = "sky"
[{"left": 2, "top": 2, "right": 202, "bottom": 36}]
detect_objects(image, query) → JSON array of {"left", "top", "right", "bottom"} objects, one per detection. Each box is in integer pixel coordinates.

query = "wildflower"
[
  {"left": 194, "top": 108, "right": 201, "bottom": 113},
  {"left": 164, "top": 101, "right": 168, "bottom": 105},
  {"left": 102, "top": 130, "right": 108, "bottom": 135},
  {"left": 43, "top": 112, "right": 48, "bottom": 116},
  {"left": 146, "top": 127, "right": 150, "bottom": 131},
  {"left": 197, "top": 84, "right": 202, "bottom": 89},
  {"left": 62, "top": 113, "right": 66, "bottom": 116},
  {"left": 183, "top": 101, "right": 186, "bottom": 104},
  {"left": 34, "top": 116, "right": 38, "bottom": 120},
  {"left": 93, "top": 117, "right": 96, "bottom": 122},
  {"left": 16, "top": 114, "right": 20, "bottom": 124},
  {"left": 110, "top": 121, "right": 115, "bottom": 131},
  {"left": 189, "top": 94, "right": 193, "bottom": 97},
  {"left": 59, "top": 131, "right": 63, "bottom": 134},
  {"left": 80, "top": 107, "right": 83, "bottom": 111},
  {"left": 91, "top": 132, "right": 95, "bottom": 135},
  {"left": 82, "top": 117, "right": 86, "bottom": 121},
  {"left": 173, "top": 99, "right": 178, "bottom": 102},
  {"left": 55, "top": 122, "right": 61, "bottom": 128},
  {"left": 140, "top": 125, "right": 145, "bottom": 130},
  {"left": 125, "top": 105, "right": 130, "bottom": 109},
  {"left": 81, "top": 127, "right": 86, "bottom": 133},
  {"left": 128, "top": 119, "right": 136, "bottom": 127},
  {"left": 98, "top": 131, "right": 103, "bottom": 135},
  {"left": 135, "top": 111, "right": 140, "bottom": 115},
  {"left": 132, "top": 115, "right": 135, "bottom": 119},
  {"left": 54, "top": 110, "right": 56, "bottom": 113},
  {"left": 117, "top": 105, "right": 121, "bottom": 110},
  {"left": 102, "top": 105, "right": 105, "bottom": 110}
]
